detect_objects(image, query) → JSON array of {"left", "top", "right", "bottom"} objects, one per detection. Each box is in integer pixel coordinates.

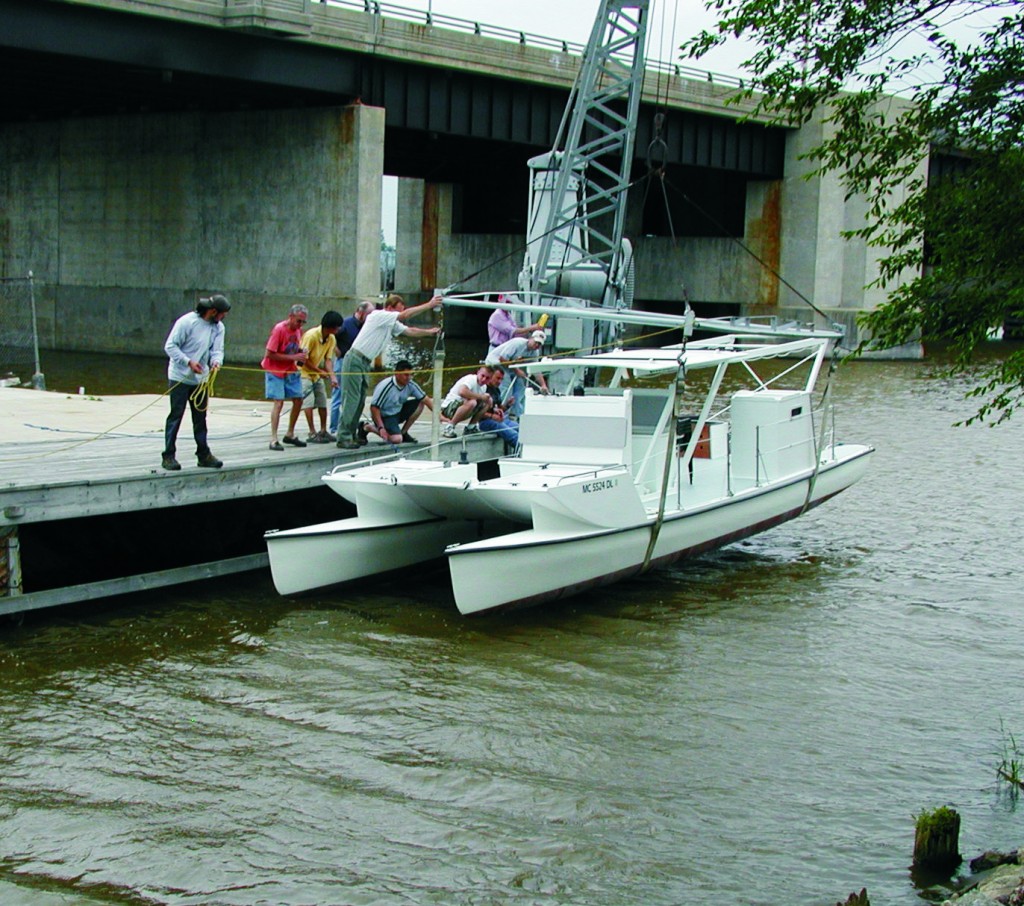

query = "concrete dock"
[{"left": 0, "top": 387, "right": 500, "bottom": 617}]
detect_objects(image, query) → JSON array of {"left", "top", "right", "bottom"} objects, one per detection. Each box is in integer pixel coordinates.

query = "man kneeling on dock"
[
  {"left": 362, "top": 359, "right": 432, "bottom": 445},
  {"left": 162, "top": 293, "right": 230, "bottom": 471}
]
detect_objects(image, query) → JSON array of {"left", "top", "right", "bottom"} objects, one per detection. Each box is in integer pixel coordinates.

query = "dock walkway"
[{"left": 0, "top": 388, "right": 499, "bottom": 616}]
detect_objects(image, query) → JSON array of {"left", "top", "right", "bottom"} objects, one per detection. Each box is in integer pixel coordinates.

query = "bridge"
[{"left": 0, "top": 0, "right": 918, "bottom": 358}]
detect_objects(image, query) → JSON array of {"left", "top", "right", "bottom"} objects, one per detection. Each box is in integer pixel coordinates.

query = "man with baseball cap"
[
  {"left": 161, "top": 293, "right": 231, "bottom": 471},
  {"left": 483, "top": 329, "right": 548, "bottom": 420}
]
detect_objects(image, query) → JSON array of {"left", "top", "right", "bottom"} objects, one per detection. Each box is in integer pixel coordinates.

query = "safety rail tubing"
[
  {"left": 325, "top": 433, "right": 482, "bottom": 473},
  {"left": 549, "top": 464, "right": 629, "bottom": 487},
  {"left": 753, "top": 404, "right": 836, "bottom": 486},
  {"left": 754, "top": 428, "right": 817, "bottom": 485},
  {"left": 818, "top": 402, "right": 838, "bottom": 461},
  {"left": 328, "top": 450, "right": 409, "bottom": 473}
]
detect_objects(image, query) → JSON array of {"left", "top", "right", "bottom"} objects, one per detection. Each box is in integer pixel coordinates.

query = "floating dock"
[{"left": 0, "top": 388, "right": 500, "bottom": 617}]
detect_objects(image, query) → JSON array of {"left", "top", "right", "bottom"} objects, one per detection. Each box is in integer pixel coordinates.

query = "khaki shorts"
[
  {"left": 301, "top": 376, "right": 328, "bottom": 409},
  {"left": 442, "top": 398, "right": 485, "bottom": 421}
]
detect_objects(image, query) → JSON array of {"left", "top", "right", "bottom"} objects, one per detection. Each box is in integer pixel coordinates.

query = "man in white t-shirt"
[
  {"left": 337, "top": 294, "right": 442, "bottom": 449},
  {"left": 440, "top": 365, "right": 494, "bottom": 438}
]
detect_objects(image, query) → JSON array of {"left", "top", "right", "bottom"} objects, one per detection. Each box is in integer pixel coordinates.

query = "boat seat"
[{"left": 517, "top": 392, "right": 631, "bottom": 465}]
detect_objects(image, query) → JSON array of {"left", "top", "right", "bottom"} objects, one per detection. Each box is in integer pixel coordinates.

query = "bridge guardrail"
[{"left": 321, "top": 0, "right": 745, "bottom": 89}]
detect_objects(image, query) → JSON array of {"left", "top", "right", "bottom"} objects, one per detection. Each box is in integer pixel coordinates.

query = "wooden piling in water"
[{"left": 913, "top": 806, "right": 962, "bottom": 871}]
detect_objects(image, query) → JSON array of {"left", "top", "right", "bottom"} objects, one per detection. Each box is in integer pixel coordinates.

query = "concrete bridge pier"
[
  {"left": 1, "top": 103, "right": 386, "bottom": 363},
  {"left": 392, "top": 166, "right": 846, "bottom": 333},
  {"left": 777, "top": 108, "right": 926, "bottom": 354},
  {"left": 394, "top": 177, "right": 524, "bottom": 337}
]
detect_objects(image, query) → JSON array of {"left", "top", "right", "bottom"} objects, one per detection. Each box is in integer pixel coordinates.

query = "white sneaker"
[{"left": 442, "top": 423, "right": 456, "bottom": 438}]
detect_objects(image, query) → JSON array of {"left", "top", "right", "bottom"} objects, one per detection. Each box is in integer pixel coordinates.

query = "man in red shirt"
[{"left": 261, "top": 304, "right": 310, "bottom": 451}]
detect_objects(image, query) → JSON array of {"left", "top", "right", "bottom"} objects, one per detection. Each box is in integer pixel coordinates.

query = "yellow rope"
[
  {"left": 189, "top": 368, "right": 217, "bottom": 412},
  {"left": 216, "top": 325, "right": 678, "bottom": 384},
  {"left": 0, "top": 387, "right": 172, "bottom": 462},
  {"left": 0, "top": 326, "right": 683, "bottom": 462}
]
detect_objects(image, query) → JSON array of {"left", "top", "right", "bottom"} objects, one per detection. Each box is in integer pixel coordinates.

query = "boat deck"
[{"left": 0, "top": 387, "right": 499, "bottom": 616}]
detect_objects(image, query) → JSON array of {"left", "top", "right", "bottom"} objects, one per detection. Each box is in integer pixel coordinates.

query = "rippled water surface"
[{"left": 2, "top": 349, "right": 1023, "bottom": 905}]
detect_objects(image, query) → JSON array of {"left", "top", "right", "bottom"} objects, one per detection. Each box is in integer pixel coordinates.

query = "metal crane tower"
[{"left": 518, "top": 0, "right": 649, "bottom": 348}]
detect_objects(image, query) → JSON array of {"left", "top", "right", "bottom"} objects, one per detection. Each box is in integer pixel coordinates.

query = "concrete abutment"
[
  {"left": 1, "top": 103, "right": 385, "bottom": 363},
  {"left": 2, "top": 101, "right": 923, "bottom": 359}
]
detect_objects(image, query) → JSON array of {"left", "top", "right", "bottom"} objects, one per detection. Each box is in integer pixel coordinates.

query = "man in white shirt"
[
  {"left": 440, "top": 365, "right": 494, "bottom": 438},
  {"left": 337, "top": 294, "right": 442, "bottom": 449},
  {"left": 484, "top": 330, "right": 547, "bottom": 419}
]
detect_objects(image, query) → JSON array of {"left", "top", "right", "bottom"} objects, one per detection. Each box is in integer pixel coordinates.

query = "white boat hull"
[
  {"left": 265, "top": 515, "right": 488, "bottom": 595},
  {"left": 263, "top": 335, "right": 875, "bottom": 614},
  {"left": 448, "top": 446, "right": 872, "bottom": 615}
]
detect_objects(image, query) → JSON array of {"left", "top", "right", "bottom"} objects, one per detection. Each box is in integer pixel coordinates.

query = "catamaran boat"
[
  {"left": 265, "top": 0, "right": 873, "bottom": 613},
  {"left": 264, "top": 320, "right": 873, "bottom": 614}
]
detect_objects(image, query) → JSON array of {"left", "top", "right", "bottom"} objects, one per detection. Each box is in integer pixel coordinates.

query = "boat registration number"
[{"left": 581, "top": 479, "right": 618, "bottom": 494}]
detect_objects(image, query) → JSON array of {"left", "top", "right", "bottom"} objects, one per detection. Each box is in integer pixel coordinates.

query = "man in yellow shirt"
[{"left": 299, "top": 310, "right": 343, "bottom": 442}]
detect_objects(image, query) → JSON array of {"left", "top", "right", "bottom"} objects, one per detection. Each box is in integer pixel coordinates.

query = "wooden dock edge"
[{"left": 0, "top": 552, "right": 269, "bottom": 618}]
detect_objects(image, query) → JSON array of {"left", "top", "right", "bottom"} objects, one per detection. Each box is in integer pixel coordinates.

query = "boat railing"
[
  {"left": 324, "top": 436, "right": 469, "bottom": 474},
  {"left": 327, "top": 450, "right": 408, "bottom": 475},
  {"left": 813, "top": 402, "right": 838, "bottom": 462},
  {"left": 631, "top": 444, "right": 677, "bottom": 497},
  {"left": 753, "top": 411, "right": 806, "bottom": 485},
  {"left": 751, "top": 405, "right": 835, "bottom": 486},
  {"left": 753, "top": 430, "right": 814, "bottom": 486},
  {"left": 548, "top": 464, "right": 629, "bottom": 487}
]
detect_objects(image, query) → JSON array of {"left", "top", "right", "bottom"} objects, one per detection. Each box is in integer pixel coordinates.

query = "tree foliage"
[{"left": 684, "top": 0, "right": 1024, "bottom": 422}]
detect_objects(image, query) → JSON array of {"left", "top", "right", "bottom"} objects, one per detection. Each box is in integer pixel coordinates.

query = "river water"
[{"left": 1, "top": 345, "right": 1022, "bottom": 905}]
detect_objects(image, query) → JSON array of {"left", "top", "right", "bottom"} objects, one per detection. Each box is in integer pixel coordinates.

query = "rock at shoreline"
[
  {"left": 971, "top": 851, "right": 1021, "bottom": 872},
  {"left": 942, "top": 848, "right": 1024, "bottom": 905}
]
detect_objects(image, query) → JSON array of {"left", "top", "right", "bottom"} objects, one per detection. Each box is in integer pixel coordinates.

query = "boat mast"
[{"left": 518, "top": 0, "right": 649, "bottom": 343}]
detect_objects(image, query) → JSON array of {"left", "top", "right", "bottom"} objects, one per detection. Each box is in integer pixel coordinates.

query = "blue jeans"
[
  {"left": 499, "top": 371, "right": 526, "bottom": 419},
  {"left": 328, "top": 354, "right": 345, "bottom": 433},
  {"left": 478, "top": 416, "right": 519, "bottom": 449}
]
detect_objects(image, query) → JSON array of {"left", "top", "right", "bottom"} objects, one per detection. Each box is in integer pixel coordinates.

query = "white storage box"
[{"left": 730, "top": 389, "right": 815, "bottom": 487}]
